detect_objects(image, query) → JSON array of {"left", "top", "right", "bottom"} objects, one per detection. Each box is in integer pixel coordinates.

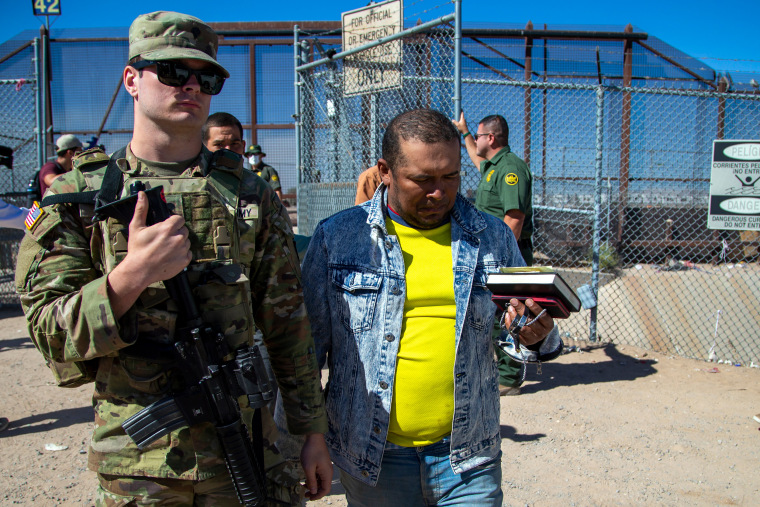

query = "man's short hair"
[
  {"left": 382, "top": 109, "right": 460, "bottom": 170},
  {"left": 479, "top": 114, "right": 509, "bottom": 146},
  {"left": 202, "top": 112, "right": 244, "bottom": 142}
]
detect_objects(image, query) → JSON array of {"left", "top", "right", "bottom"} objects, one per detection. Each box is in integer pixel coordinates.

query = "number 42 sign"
[{"left": 32, "top": 0, "right": 61, "bottom": 16}]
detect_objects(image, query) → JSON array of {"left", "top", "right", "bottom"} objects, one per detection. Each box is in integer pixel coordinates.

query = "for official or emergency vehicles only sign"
[
  {"left": 708, "top": 140, "right": 760, "bottom": 231},
  {"left": 342, "top": 0, "right": 403, "bottom": 97}
]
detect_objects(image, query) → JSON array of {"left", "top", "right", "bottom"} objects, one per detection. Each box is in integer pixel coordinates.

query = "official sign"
[
  {"left": 708, "top": 140, "right": 760, "bottom": 231},
  {"left": 342, "top": 0, "right": 403, "bottom": 97},
  {"left": 32, "top": 0, "right": 61, "bottom": 16}
]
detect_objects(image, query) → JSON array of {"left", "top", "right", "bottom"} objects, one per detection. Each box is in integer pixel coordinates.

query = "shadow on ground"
[
  {"left": 0, "top": 406, "right": 92, "bottom": 438},
  {"left": 0, "top": 306, "right": 24, "bottom": 319},
  {"left": 0, "top": 336, "right": 34, "bottom": 352},
  {"left": 499, "top": 424, "right": 546, "bottom": 441},
  {"left": 519, "top": 343, "right": 658, "bottom": 395}
]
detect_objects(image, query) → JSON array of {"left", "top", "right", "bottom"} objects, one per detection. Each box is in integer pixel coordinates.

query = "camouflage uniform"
[{"left": 16, "top": 144, "right": 326, "bottom": 504}]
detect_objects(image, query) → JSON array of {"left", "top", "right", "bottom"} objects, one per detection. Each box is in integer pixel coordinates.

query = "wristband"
[{"left": 462, "top": 132, "right": 470, "bottom": 138}]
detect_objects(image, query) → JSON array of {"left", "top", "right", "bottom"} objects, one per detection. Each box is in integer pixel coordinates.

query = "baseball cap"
[
  {"left": 245, "top": 144, "right": 264, "bottom": 156},
  {"left": 55, "top": 134, "right": 83, "bottom": 154},
  {"left": 128, "top": 11, "right": 229, "bottom": 78}
]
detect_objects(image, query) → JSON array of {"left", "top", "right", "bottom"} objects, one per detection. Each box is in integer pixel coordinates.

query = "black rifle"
[{"left": 98, "top": 182, "right": 272, "bottom": 506}]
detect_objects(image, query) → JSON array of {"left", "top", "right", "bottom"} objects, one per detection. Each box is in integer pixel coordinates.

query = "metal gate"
[
  {"left": 294, "top": 8, "right": 760, "bottom": 366},
  {"left": 294, "top": 0, "right": 460, "bottom": 234}
]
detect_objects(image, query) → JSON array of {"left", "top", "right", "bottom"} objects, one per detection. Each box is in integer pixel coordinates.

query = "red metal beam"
[
  {"left": 524, "top": 21, "right": 533, "bottom": 167},
  {"left": 618, "top": 24, "right": 633, "bottom": 244}
]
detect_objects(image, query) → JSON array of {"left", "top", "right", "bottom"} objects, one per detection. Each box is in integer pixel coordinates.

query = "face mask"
[
  {"left": 248, "top": 156, "right": 258, "bottom": 165},
  {"left": 253, "top": 155, "right": 262, "bottom": 165}
]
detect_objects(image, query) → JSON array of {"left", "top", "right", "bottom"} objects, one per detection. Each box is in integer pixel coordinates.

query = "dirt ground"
[{"left": 1, "top": 306, "right": 759, "bottom": 506}]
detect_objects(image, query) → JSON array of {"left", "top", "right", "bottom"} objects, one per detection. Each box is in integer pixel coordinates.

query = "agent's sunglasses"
[{"left": 131, "top": 60, "right": 226, "bottom": 95}]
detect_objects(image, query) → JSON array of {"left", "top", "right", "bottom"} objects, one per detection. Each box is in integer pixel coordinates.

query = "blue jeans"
[{"left": 339, "top": 438, "right": 503, "bottom": 506}]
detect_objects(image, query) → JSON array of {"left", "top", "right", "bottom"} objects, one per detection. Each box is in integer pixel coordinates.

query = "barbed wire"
[{"left": 404, "top": 0, "right": 454, "bottom": 24}]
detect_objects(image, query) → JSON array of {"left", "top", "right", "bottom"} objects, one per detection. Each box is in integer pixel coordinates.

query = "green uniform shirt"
[
  {"left": 474, "top": 145, "right": 533, "bottom": 241},
  {"left": 255, "top": 163, "right": 282, "bottom": 192},
  {"left": 16, "top": 146, "right": 326, "bottom": 481}
]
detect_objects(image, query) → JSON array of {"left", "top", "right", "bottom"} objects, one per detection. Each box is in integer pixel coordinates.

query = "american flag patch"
[{"left": 25, "top": 201, "right": 44, "bottom": 230}]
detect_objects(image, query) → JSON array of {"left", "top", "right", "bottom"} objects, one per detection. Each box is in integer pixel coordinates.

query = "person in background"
[
  {"left": 202, "top": 112, "right": 246, "bottom": 156},
  {"left": 39, "top": 134, "right": 83, "bottom": 197},
  {"left": 355, "top": 164, "right": 382, "bottom": 205},
  {"left": 246, "top": 144, "right": 284, "bottom": 202},
  {"left": 302, "top": 108, "right": 558, "bottom": 505},
  {"left": 453, "top": 111, "right": 533, "bottom": 396}
]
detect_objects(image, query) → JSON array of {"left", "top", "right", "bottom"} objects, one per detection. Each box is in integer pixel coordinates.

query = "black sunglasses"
[{"left": 131, "top": 60, "right": 226, "bottom": 95}]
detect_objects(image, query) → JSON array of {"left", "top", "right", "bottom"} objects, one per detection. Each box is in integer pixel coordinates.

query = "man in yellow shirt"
[{"left": 302, "top": 108, "right": 559, "bottom": 505}]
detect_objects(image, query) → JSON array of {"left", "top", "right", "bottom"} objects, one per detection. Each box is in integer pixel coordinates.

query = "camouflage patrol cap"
[{"left": 129, "top": 11, "right": 229, "bottom": 78}]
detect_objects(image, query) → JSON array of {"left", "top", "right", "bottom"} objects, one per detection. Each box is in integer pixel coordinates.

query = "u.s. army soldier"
[{"left": 15, "top": 11, "right": 330, "bottom": 505}]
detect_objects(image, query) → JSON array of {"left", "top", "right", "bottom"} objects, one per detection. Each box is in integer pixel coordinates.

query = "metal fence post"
[
  {"left": 40, "top": 26, "right": 51, "bottom": 158},
  {"left": 716, "top": 76, "right": 728, "bottom": 140},
  {"left": 617, "top": 24, "right": 633, "bottom": 246},
  {"left": 294, "top": 25, "right": 302, "bottom": 230},
  {"left": 523, "top": 21, "right": 533, "bottom": 167},
  {"left": 453, "top": 0, "right": 462, "bottom": 117},
  {"left": 590, "top": 84, "right": 605, "bottom": 342},
  {"left": 33, "top": 38, "right": 44, "bottom": 170}
]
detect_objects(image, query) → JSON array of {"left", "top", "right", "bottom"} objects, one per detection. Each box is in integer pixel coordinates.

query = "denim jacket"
[{"left": 302, "top": 187, "right": 550, "bottom": 486}]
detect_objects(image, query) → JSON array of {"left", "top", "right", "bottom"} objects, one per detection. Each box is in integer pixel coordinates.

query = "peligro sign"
[
  {"left": 718, "top": 197, "right": 760, "bottom": 214},
  {"left": 723, "top": 143, "right": 760, "bottom": 161}
]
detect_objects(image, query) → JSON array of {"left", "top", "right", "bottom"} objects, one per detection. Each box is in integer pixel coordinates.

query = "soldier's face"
[
  {"left": 379, "top": 138, "right": 461, "bottom": 229},
  {"left": 205, "top": 126, "right": 245, "bottom": 155},
  {"left": 126, "top": 58, "right": 212, "bottom": 131}
]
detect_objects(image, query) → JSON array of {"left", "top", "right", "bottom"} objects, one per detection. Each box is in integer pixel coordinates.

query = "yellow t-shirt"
[{"left": 386, "top": 218, "right": 456, "bottom": 447}]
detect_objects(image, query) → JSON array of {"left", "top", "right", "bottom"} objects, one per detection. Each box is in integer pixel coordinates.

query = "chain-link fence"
[
  {"left": 0, "top": 38, "right": 38, "bottom": 305},
  {"left": 295, "top": 1, "right": 457, "bottom": 231},
  {"left": 462, "top": 78, "right": 760, "bottom": 365},
  {"left": 296, "top": 15, "right": 760, "bottom": 365},
  {"left": 2, "top": 14, "right": 760, "bottom": 364}
]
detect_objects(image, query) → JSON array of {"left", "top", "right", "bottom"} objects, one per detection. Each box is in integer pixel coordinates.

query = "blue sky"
[{"left": 2, "top": 0, "right": 759, "bottom": 76}]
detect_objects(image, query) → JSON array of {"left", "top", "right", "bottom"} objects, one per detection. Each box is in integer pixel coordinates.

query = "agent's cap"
[
  {"left": 128, "top": 11, "right": 229, "bottom": 78},
  {"left": 245, "top": 144, "right": 265, "bottom": 156},
  {"left": 55, "top": 134, "right": 83, "bottom": 154}
]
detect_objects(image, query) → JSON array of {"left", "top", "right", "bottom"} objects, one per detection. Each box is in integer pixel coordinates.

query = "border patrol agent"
[
  {"left": 245, "top": 144, "right": 283, "bottom": 202},
  {"left": 453, "top": 111, "right": 533, "bottom": 396},
  {"left": 16, "top": 11, "right": 331, "bottom": 505}
]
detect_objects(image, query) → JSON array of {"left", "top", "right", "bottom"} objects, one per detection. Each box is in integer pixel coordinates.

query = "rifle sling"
[{"left": 40, "top": 146, "right": 127, "bottom": 209}]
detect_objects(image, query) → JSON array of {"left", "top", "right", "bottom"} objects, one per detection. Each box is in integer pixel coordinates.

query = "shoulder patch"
[
  {"left": 72, "top": 147, "right": 109, "bottom": 172},
  {"left": 505, "top": 173, "right": 518, "bottom": 185},
  {"left": 24, "top": 202, "right": 44, "bottom": 230},
  {"left": 271, "top": 175, "right": 278, "bottom": 182}
]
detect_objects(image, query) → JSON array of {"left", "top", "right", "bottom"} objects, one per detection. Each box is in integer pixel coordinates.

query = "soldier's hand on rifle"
[
  {"left": 126, "top": 191, "right": 192, "bottom": 284},
  {"left": 107, "top": 191, "right": 192, "bottom": 319},
  {"left": 502, "top": 298, "right": 554, "bottom": 347}
]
